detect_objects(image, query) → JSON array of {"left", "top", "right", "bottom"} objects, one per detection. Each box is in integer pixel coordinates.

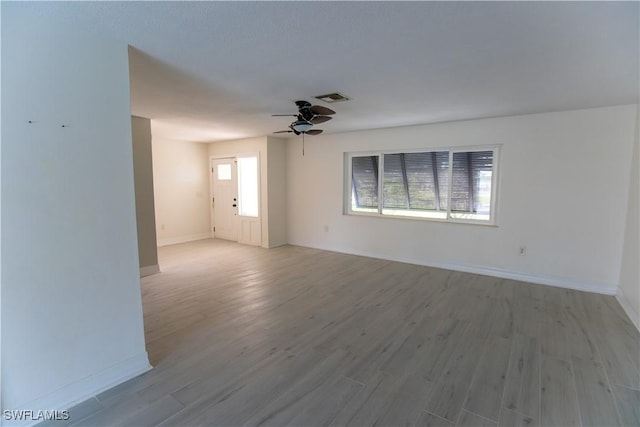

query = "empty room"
[{"left": 2, "top": 2, "right": 639, "bottom": 427}]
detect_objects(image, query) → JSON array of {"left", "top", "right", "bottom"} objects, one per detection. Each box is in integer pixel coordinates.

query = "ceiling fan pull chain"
[{"left": 302, "top": 133, "right": 305, "bottom": 156}]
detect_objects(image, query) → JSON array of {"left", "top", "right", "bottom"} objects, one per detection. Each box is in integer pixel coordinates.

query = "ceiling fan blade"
[
  {"left": 309, "top": 116, "right": 331, "bottom": 124},
  {"left": 273, "top": 130, "right": 293, "bottom": 134},
  {"left": 272, "top": 114, "right": 297, "bottom": 117},
  {"left": 306, "top": 129, "right": 323, "bottom": 135},
  {"left": 310, "top": 105, "right": 335, "bottom": 116}
]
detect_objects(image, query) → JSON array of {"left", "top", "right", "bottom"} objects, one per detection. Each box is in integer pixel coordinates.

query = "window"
[
  {"left": 351, "top": 155, "right": 379, "bottom": 213},
  {"left": 217, "top": 164, "right": 232, "bottom": 180},
  {"left": 237, "top": 156, "right": 259, "bottom": 217},
  {"left": 347, "top": 146, "right": 499, "bottom": 224}
]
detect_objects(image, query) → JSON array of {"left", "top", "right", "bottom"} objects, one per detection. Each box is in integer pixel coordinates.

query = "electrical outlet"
[{"left": 518, "top": 246, "right": 527, "bottom": 256}]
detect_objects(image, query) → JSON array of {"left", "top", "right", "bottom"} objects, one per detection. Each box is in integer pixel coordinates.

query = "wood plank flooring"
[{"left": 49, "top": 239, "right": 639, "bottom": 426}]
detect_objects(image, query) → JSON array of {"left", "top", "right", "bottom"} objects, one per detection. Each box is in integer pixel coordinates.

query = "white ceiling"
[{"left": 19, "top": 1, "right": 640, "bottom": 142}]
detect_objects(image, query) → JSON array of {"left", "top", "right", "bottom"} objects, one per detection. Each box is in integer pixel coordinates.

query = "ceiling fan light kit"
[{"left": 291, "top": 120, "right": 312, "bottom": 133}]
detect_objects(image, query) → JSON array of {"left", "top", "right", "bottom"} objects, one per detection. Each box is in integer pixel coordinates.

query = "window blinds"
[
  {"left": 451, "top": 151, "right": 493, "bottom": 213},
  {"left": 383, "top": 152, "right": 449, "bottom": 211},
  {"left": 351, "top": 155, "right": 379, "bottom": 209},
  {"left": 351, "top": 150, "right": 494, "bottom": 216}
]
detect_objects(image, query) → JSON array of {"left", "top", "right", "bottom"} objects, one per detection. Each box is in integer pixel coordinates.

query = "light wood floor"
[{"left": 49, "top": 239, "right": 639, "bottom": 426}]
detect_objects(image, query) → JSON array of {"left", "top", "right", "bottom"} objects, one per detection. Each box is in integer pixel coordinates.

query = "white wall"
[
  {"left": 131, "top": 116, "right": 159, "bottom": 274},
  {"left": 0, "top": 2, "right": 4, "bottom": 412},
  {"left": 152, "top": 137, "right": 211, "bottom": 246},
  {"left": 287, "top": 105, "right": 637, "bottom": 294},
  {"left": 208, "top": 136, "right": 287, "bottom": 248},
  {"left": 267, "top": 137, "right": 287, "bottom": 248},
  {"left": 1, "top": 3, "right": 150, "bottom": 417},
  {"left": 618, "top": 110, "right": 639, "bottom": 329}
]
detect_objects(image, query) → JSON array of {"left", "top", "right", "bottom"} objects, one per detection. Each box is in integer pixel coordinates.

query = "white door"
[{"left": 211, "top": 158, "right": 238, "bottom": 241}]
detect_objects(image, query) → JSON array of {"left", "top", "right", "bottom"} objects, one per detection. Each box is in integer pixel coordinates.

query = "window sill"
[{"left": 344, "top": 210, "right": 498, "bottom": 227}]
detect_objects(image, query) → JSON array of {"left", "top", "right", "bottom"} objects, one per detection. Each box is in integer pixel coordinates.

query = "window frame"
[{"left": 344, "top": 145, "right": 501, "bottom": 226}]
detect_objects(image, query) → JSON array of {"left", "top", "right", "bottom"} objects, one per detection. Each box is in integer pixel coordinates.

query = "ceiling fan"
[{"left": 272, "top": 100, "right": 335, "bottom": 137}]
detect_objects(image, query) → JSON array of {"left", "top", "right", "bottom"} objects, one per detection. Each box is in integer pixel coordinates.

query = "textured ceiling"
[{"left": 15, "top": 1, "right": 640, "bottom": 142}]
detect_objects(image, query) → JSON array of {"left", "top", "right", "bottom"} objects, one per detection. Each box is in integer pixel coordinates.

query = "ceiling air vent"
[{"left": 315, "top": 92, "right": 350, "bottom": 103}]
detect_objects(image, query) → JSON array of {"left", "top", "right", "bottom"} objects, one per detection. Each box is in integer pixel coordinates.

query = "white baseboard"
[
  {"left": 157, "top": 232, "right": 212, "bottom": 247},
  {"left": 291, "top": 242, "right": 618, "bottom": 296},
  {"left": 139, "top": 264, "right": 160, "bottom": 277},
  {"left": 264, "top": 241, "right": 287, "bottom": 249},
  {"left": 10, "top": 352, "right": 152, "bottom": 427},
  {"left": 617, "top": 286, "right": 640, "bottom": 331},
  {"left": 432, "top": 261, "right": 618, "bottom": 295}
]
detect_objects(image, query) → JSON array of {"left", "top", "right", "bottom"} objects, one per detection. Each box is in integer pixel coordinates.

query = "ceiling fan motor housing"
[{"left": 295, "top": 100, "right": 312, "bottom": 109}]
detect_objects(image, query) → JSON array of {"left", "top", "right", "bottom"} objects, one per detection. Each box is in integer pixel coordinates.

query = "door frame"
[
  {"left": 210, "top": 156, "right": 237, "bottom": 240},
  {"left": 209, "top": 153, "right": 262, "bottom": 245}
]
